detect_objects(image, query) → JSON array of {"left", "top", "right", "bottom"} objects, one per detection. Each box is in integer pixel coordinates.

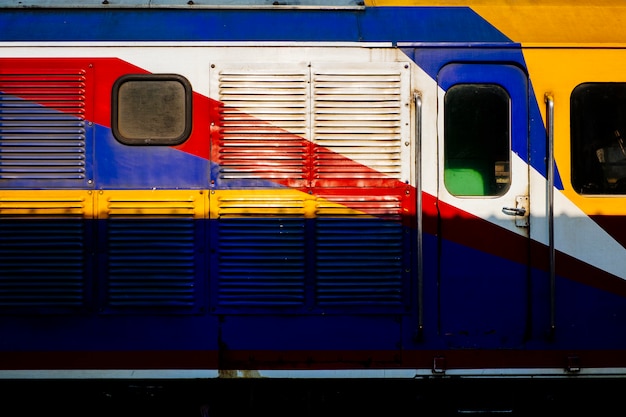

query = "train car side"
[{"left": 1, "top": 0, "right": 626, "bottom": 390}]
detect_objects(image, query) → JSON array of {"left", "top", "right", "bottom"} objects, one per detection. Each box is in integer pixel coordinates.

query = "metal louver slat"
[
  {"left": 107, "top": 218, "right": 196, "bottom": 308},
  {"left": 209, "top": 63, "right": 410, "bottom": 312},
  {"left": 217, "top": 218, "right": 306, "bottom": 307},
  {"left": 312, "top": 65, "right": 408, "bottom": 183},
  {"left": 214, "top": 66, "right": 309, "bottom": 185},
  {"left": 100, "top": 192, "right": 202, "bottom": 310},
  {"left": 215, "top": 192, "right": 307, "bottom": 307},
  {"left": 0, "top": 219, "right": 85, "bottom": 307},
  {"left": 314, "top": 193, "right": 404, "bottom": 306},
  {"left": 0, "top": 192, "right": 90, "bottom": 309},
  {"left": 0, "top": 69, "right": 88, "bottom": 183}
]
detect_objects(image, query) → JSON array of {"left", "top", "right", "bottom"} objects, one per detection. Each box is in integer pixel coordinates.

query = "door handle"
[
  {"left": 502, "top": 207, "right": 526, "bottom": 216},
  {"left": 502, "top": 195, "right": 529, "bottom": 227}
]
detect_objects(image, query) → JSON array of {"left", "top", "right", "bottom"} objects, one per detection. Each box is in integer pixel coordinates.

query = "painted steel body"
[{"left": 1, "top": 0, "right": 626, "bottom": 380}]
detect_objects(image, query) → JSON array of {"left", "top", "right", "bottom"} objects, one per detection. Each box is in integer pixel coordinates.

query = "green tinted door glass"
[{"left": 444, "top": 84, "right": 510, "bottom": 196}]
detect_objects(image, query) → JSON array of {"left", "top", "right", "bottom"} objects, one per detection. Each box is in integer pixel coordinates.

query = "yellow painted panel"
[
  {"left": 97, "top": 190, "right": 205, "bottom": 218},
  {"left": 524, "top": 48, "right": 626, "bottom": 215},
  {"left": 366, "top": 0, "right": 626, "bottom": 45},
  {"left": 210, "top": 189, "right": 313, "bottom": 219},
  {"left": 209, "top": 189, "right": 371, "bottom": 219},
  {"left": 0, "top": 190, "right": 94, "bottom": 217}
]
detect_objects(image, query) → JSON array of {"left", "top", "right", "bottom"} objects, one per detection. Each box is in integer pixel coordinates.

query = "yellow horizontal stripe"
[
  {"left": 209, "top": 189, "right": 370, "bottom": 219},
  {"left": 0, "top": 190, "right": 374, "bottom": 219},
  {"left": 97, "top": 190, "right": 205, "bottom": 219},
  {"left": 0, "top": 190, "right": 93, "bottom": 216}
]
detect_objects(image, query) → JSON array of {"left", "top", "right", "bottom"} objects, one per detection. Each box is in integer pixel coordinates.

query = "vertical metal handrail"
[
  {"left": 544, "top": 92, "right": 556, "bottom": 335},
  {"left": 414, "top": 92, "right": 424, "bottom": 338}
]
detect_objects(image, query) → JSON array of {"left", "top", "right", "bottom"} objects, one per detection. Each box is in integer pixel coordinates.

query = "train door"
[{"left": 436, "top": 63, "right": 530, "bottom": 349}]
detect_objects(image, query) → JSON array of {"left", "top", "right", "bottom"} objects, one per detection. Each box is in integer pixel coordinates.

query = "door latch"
[{"left": 502, "top": 195, "right": 529, "bottom": 227}]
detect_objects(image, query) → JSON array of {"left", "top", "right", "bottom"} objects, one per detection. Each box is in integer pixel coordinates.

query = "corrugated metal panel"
[
  {"left": 314, "top": 193, "right": 404, "bottom": 306},
  {"left": 312, "top": 64, "right": 408, "bottom": 184},
  {"left": 99, "top": 191, "right": 203, "bottom": 310},
  {"left": 0, "top": 68, "right": 88, "bottom": 184},
  {"left": 215, "top": 192, "right": 307, "bottom": 307},
  {"left": 0, "top": 191, "right": 91, "bottom": 309},
  {"left": 213, "top": 64, "right": 310, "bottom": 187}
]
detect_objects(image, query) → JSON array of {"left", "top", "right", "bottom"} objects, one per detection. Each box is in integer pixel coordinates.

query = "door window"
[
  {"left": 571, "top": 82, "right": 626, "bottom": 194},
  {"left": 444, "top": 83, "right": 511, "bottom": 197}
]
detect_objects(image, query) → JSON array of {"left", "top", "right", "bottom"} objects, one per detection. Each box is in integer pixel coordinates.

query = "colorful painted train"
[{"left": 2, "top": 0, "right": 626, "bottom": 405}]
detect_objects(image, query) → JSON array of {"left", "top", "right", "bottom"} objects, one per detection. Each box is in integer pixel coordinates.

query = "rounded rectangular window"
[
  {"left": 444, "top": 84, "right": 511, "bottom": 197},
  {"left": 571, "top": 82, "right": 626, "bottom": 194},
  {"left": 112, "top": 74, "right": 192, "bottom": 145}
]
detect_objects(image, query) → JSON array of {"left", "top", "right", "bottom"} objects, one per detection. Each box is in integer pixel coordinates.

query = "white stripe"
[{"left": 1, "top": 367, "right": 626, "bottom": 379}]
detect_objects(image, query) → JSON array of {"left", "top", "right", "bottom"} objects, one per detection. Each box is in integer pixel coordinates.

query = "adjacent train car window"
[
  {"left": 112, "top": 74, "right": 192, "bottom": 145},
  {"left": 571, "top": 83, "right": 626, "bottom": 194},
  {"left": 444, "top": 84, "right": 511, "bottom": 196}
]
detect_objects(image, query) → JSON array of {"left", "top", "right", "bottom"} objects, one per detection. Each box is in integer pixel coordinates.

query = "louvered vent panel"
[
  {"left": 312, "top": 67, "right": 404, "bottom": 182},
  {"left": 216, "top": 195, "right": 306, "bottom": 307},
  {"left": 103, "top": 195, "right": 199, "bottom": 309},
  {"left": 0, "top": 196, "right": 87, "bottom": 308},
  {"left": 0, "top": 70, "right": 87, "bottom": 182},
  {"left": 215, "top": 66, "right": 309, "bottom": 185},
  {"left": 315, "top": 195, "right": 404, "bottom": 306}
]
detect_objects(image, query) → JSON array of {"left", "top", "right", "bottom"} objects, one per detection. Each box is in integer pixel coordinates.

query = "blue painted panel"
[
  {"left": 0, "top": 315, "right": 217, "bottom": 350},
  {"left": 94, "top": 124, "right": 209, "bottom": 189},
  {"left": 439, "top": 238, "right": 528, "bottom": 349},
  {"left": 0, "top": 7, "right": 511, "bottom": 43},
  {"left": 219, "top": 314, "right": 403, "bottom": 350},
  {"left": 0, "top": 222, "right": 626, "bottom": 353}
]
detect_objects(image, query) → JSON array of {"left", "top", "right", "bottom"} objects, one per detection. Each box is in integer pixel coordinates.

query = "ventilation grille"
[
  {"left": 216, "top": 194, "right": 308, "bottom": 218},
  {"left": 315, "top": 193, "right": 404, "bottom": 219},
  {"left": 215, "top": 193, "right": 306, "bottom": 306},
  {"left": 215, "top": 67, "right": 309, "bottom": 185},
  {"left": 106, "top": 218, "right": 196, "bottom": 309},
  {"left": 213, "top": 191, "right": 406, "bottom": 309},
  {"left": 0, "top": 219, "right": 86, "bottom": 308},
  {"left": 0, "top": 213, "right": 85, "bottom": 308},
  {"left": 312, "top": 69, "right": 404, "bottom": 182},
  {"left": 212, "top": 62, "right": 409, "bottom": 187},
  {"left": 0, "top": 193, "right": 89, "bottom": 309},
  {"left": 0, "top": 69, "right": 88, "bottom": 183},
  {"left": 0, "top": 195, "right": 89, "bottom": 216},
  {"left": 216, "top": 218, "right": 306, "bottom": 307},
  {"left": 315, "top": 194, "right": 404, "bottom": 306},
  {"left": 101, "top": 194, "right": 201, "bottom": 310}
]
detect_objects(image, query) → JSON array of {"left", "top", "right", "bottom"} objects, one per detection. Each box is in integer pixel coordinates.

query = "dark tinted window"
[
  {"left": 571, "top": 83, "right": 626, "bottom": 194},
  {"left": 112, "top": 74, "right": 192, "bottom": 145},
  {"left": 444, "top": 84, "right": 511, "bottom": 196}
]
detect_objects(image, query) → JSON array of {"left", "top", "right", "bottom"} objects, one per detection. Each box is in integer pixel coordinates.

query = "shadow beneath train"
[{"left": 1, "top": 377, "right": 624, "bottom": 417}]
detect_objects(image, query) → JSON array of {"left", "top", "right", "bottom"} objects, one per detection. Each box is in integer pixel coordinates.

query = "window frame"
[
  {"left": 571, "top": 82, "right": 626, "bottom": 195},
  {"left": 443, "top": 82, "right": 512, "bottom": 197},
  {"left": 111, "top": 73, "right": 193, "bottom": 146}
]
